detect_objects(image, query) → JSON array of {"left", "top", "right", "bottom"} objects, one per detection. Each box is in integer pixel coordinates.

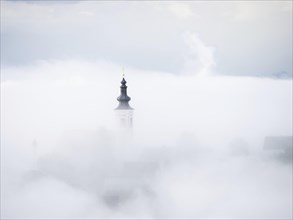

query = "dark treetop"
[{"left": 116, "top": 78, "right": 133, "bottom": 110}]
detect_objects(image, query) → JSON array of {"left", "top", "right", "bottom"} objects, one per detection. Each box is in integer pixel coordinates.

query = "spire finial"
[{"left": 122, "top": 67, "right": 125, "bottom": 78}]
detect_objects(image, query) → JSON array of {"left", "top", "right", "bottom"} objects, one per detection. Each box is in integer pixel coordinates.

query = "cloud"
[
  {"left": 1, "top": 1, "right": 292, "bottom": 219},
  {"left": 1, "top": 59, "right": 292, "bottom": 219},
  {"left": 1, "top": 1, "right": 291, "bottom": 76},
  {"left": 182, "top": 32, "right": 216, "bottom": 76},
  {"left": 167, "top": 3, "right": 193, "bottom": 19}
]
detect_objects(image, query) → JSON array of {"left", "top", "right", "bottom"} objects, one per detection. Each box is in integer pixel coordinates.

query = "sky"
[
  {"left": 1, "top": 0, "right": 292, "bottom": 77},
  {"left": 1, "top": 1, "right": 293, "bottom": 219}
]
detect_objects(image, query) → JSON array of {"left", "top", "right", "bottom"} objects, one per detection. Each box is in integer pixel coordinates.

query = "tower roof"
[{"left": 116, "top": 77, "right": 133, "bottom": 110}]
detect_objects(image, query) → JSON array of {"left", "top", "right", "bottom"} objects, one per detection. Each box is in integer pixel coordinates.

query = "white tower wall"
[{"left": 116, "top": 109, "right": 133, "bottom": 129}]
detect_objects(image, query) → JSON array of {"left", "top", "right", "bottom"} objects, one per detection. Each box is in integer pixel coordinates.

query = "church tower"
[{"left": 115, "top": 77, "right": 133, "bottom": 129}]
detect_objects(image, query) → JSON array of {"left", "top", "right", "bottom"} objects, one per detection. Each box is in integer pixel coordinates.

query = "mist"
[
  {"left": 1, "top": 1, "right": 292, "bottom": 219},
  {"left": 1, "top": 59, "right": 292, "bottom": 219}
]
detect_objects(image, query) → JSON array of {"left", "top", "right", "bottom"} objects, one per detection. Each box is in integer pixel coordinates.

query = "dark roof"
[{"left": 115, "top": 77, "right": 133, "bottom": 110}]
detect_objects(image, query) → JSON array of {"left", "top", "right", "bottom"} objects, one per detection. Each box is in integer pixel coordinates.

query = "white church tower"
[{"left": 115, "top": 77, "right": 134, "bottom": 129}]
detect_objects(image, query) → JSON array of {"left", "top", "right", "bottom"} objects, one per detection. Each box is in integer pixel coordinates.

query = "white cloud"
[
  {"left": 1, "top": 59, "right": 292, "bottom": 218},
  {"left": 167, "top": 3, "right": 193, "bottom": 19},
  {"left": 182, "top": 32, "right": 216, "bottom": 76},
  {"left": 230, "top": 1, "right": 292, "bottom": 22},
  {"left": 1, "top": 1, "right": 291, "bottom": 76},
  {"left": 1, "top": 1, "right": 292, "bottom": 216}
]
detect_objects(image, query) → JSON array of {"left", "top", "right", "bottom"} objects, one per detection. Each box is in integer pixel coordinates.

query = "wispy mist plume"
[
  {"left": 1, "top": 59, "right": 292, "bottom": 219},
  {"left": 182, "top": 32, "right": 215, "bottom": 76}
]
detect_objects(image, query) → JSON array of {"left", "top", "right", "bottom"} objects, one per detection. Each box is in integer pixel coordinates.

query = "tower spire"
[
  {"left": 116, "top": 77, "right": 133, "bottom": 110},
  {"left": 115, "top": 76, "right": 134, "bottom": 129}
]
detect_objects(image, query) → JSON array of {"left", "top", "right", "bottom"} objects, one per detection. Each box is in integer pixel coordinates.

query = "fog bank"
[{"left": 1, "top": 60, "right": 292, "bottom": 219}]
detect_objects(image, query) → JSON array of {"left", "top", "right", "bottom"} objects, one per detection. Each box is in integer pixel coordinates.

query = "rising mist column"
[{"left": 115, "top": 77, "right": 134, "bottom": 129}]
